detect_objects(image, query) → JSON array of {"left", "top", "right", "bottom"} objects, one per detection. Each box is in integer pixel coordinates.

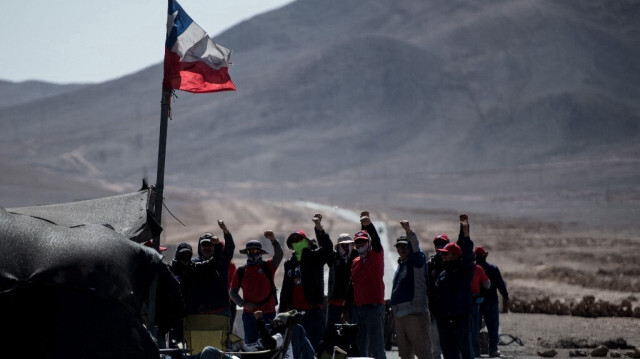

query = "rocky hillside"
[{"left": 1, "top": 0, "right": 638, "bottom": 228}]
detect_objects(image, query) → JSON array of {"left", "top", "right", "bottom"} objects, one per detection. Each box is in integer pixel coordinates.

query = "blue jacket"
[
  {"left": 432, "top": 225, "right": 474, "bottom": 319},
  {"left": 390, "top": 231, "right": 429, "bottom": 317}
]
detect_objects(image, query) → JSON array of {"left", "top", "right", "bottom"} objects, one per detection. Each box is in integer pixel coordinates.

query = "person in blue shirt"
[{"left": 390, "top": 220, "right": 432, "bottom": 359}]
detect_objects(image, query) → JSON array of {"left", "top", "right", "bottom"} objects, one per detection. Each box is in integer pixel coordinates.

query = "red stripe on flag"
[{"left": 163, "top": 50, "right": 236, "bottom": 93}]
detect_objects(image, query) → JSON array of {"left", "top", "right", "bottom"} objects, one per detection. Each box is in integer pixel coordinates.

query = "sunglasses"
[
  {"left": 395, "top": 244, "right": 408, "bottom": 250},
  {"left": 245, "top": 248, "right": 262, "bottom": 254},
  {"left": 200, "top": 241, "right": 213, "bottom": 247}
]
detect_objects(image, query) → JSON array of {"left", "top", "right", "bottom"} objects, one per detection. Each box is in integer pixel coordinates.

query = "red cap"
[
  {"left": 437, "top": 242, "right": 461, "bottom": 257},
  {"left": 144, "top": 240, "right": 167, "bottom": 252},
  {"left": 354, "top": 230, "right": 369, "bottom": 241},
  {"left": 433, "top": 233, "right": 450, "bottom": 243},
  {"left": 286, "top": 229, "right": 309, "bottom": 249},
  {"left": 474, "top": 246, "right": 488, "bottom": 257}
]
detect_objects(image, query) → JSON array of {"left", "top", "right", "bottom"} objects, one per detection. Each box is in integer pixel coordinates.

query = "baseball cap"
[
  {"left": 144, "top": 239, "right": 167, "bottom": 252},
  {"left": 354, "top": 230, "right": 369, "bottom": 242},
  {"left": 394, "top": 235, "right": 409, "bottom": 247},
  {"left": 474, "top": 246, "right": 488, "bottom": 257},
  {"left": 433, "top": 233, "right": 450, "bottom": 243},
  {"left": 199, "top": 232, "right": 218, "bottom": 244},
  {"left": 286, "top": 229, "right": 309, "bottom": 249},
  {"left": 437, "top": 242, "right": 462, "bottom": 257},
  {"left": 176, "top": 242, "right": 193, "bottom": 254}
]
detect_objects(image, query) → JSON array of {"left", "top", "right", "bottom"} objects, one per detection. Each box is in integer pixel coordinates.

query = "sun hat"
[{"left": 239, "top": 240, "right": 269, "bottom": 255}]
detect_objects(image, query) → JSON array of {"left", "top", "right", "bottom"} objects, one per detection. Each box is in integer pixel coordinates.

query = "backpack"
[{"left": 236, "top": 261, "right": 279, "bottom": 306}]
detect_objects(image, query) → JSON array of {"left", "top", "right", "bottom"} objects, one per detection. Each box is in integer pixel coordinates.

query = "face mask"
[
  {"left": 177, "top": 252, "right": 192, "bottom": 265},
  {"left": 292, "top": 238, "right": 309, "bottom": 261},
  {"left": 356, "top": 242, "right": 369, "bottom": 256},
  {"left": 247, "top": 253, "right": 263, "bottom": 265},
  {"left": 338, "top": 244, "right": 353, "bottom": 258}
]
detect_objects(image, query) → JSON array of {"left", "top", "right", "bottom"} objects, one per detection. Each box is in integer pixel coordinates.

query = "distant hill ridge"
[
  {"left": 0, "top": 80, "right": 88, "bottom": 109},
  {"left": 1, "top": 0, "right": 638, "bottom": 226}
]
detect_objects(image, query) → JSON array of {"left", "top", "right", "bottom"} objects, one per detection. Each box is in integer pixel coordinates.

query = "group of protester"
[{"left": 162, "top": 212, "right": 509, "bottom": 359}]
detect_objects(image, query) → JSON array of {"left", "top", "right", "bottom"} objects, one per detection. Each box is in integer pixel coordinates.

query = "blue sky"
[{"left": 1, "top": 0, "right": 293, "bottom": 84}]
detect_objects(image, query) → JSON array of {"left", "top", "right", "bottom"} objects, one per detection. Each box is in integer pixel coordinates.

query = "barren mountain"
[
  {"left": 0, "top": 80, "right": 87, "bottom": 109},
  {"left": 1, "top": 0, "right": 639, "bottom": 230},
  {"left": 2, "top": 2, "right": 639, "bottom": 353}
]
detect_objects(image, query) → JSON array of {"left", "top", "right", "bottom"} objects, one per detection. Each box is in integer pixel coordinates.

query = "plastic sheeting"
[
  {"left": 0, "top": 189, "right": 179, "bottom": 358},
  {"left": 6, "top": 189, "right": 160, "bottom": 243}
]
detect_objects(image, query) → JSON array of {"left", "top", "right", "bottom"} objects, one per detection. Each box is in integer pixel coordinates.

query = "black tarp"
[
  {"left": 7, "top": 189, "right": 159, "bottom": 243},
  {"left": 0, "top": 189, "right": 181, "bottom": 358}
]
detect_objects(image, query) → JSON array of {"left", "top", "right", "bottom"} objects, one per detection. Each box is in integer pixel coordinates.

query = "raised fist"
[
  {"left": 218, "top": 219, "right": 228, "bottom": 233},
  {"left": 459, "top": 214, "right": 469, "bottom": 236},
  {"left": 264, "top": 230, "right": 276, "bottom": 241},
  {"left": 400, "top": 220, "right": 411, "bottom": 232},
  {"left": 360, "top": 211, "right": 371, "bottom": 226}
]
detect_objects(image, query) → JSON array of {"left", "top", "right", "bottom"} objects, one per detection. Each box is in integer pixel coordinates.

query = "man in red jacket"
[
  {"left": 351, "top": 211, "right": 387, "bottom": 359},
  {"left": 229, "top": 231, "right": 283, "bottom": 344}
]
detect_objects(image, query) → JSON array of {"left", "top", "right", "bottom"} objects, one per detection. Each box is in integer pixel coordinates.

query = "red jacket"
[
  {"left": 471, "top": 264, "right": 489, "bottom": 294},
  {"left": 351, "top": 223, "right": 385, "bottom": 306}
]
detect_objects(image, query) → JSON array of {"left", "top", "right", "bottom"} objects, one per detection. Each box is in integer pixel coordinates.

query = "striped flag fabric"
[{"left": 162, "top": 0, "right": 236, "bottom": 93}]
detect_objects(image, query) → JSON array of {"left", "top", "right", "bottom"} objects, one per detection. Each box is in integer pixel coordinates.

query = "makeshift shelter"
[
  {"left": 7, "top": 188, "right": 160, "bottom": 243},
  {"left": 0, "top": 188, "right": 181, "bottom": 358}
]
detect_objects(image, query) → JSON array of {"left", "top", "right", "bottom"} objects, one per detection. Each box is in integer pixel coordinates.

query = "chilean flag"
[{"left": 163, "top": 0, "right": 236, "bottom": 93}]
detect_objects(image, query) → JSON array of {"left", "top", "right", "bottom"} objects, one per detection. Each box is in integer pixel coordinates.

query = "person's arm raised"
[
  {"left": 361, "top": 211, "right": 382, "bottom": 253},
  {"left": 265, "top": 230, "right": 284, "bottom": 269},
  {"left": 219, "top": 220, "right": 235, "bottom": 265},
  {"left": 313, "top": 214, "right": 334, "bottom": 261},
  {"left": 458, "top": 213, "right": 474, "bottom": 275}
]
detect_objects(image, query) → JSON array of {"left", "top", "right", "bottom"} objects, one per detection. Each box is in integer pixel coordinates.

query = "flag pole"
[
  {"left": 146, "top": 87, "right": 172, "bottom": 341},
  {"left": 153, "top": 88, "right": 172, "bottom": 238}
]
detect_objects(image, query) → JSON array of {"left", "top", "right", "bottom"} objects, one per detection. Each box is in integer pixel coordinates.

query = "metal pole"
[
  {"left": 147, "top": 87, "right": 172, "bottom": 343},
  {"left": 153, "top": 88, "right": 173, "bottom": 241}
]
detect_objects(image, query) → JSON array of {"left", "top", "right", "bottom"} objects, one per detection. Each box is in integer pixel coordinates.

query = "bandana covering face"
[
  {"left": 337, "top": 244, "right": 353, "bottom": 260},
  {"left": 356, "top": 242, "right": 370, "bottom": 256},
  {"left": 247, "top": 253, "right": 263, "bottom": 266},
  {"left": 292, "top": 238, "right": 309, "bottom": 261}
]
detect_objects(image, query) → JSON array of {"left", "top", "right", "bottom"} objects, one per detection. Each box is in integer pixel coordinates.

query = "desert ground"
[{"left": 155, "top": 194, "right": 640, "bottom": 358}]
